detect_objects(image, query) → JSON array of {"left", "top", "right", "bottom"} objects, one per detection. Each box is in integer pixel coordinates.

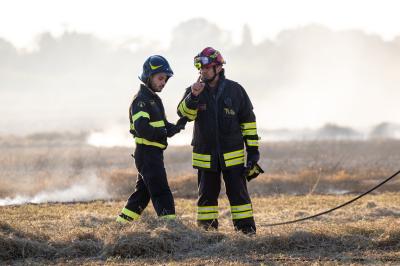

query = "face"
[
  {"left": 149, "top": 72, "right": 168, "bottom": 92},
  {"left": 200, "top": 64, "right": 222, "bottom": 81}
]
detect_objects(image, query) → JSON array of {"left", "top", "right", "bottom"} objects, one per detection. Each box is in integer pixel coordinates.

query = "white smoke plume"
[{"left": 0, "top": 174, "right": 110, "bottom": 206}]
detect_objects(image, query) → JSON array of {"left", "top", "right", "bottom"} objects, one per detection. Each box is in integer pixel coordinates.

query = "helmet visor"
[{"left": 194, "top": 56, "right": 212, "bottom": 70}]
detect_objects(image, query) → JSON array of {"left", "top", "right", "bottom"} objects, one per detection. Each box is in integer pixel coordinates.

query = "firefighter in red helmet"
[{"left": 177, "top": 47, "right": 261, "bottom": 234}]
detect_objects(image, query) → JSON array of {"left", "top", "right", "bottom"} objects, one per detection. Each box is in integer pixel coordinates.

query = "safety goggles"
[{"left": 194, "top": 56, "right": 212, "bottom": 70}]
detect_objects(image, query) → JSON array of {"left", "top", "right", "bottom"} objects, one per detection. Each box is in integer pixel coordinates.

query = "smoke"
[
  {"left": 86, "top": 123, "right": 194, "bottom": 147},
  {"left": 87, "top": 125, "right": 132, "bottom": 147},
  {"left": 0, "top": 174, "right": 110, "bottom": 206}
]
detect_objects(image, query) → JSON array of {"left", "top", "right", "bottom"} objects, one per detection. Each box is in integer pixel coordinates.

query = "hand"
[
  {"left": 243, "top": 160, "right": 254, "bottom": 178},
  {"left": 176, "top": 117, "right": 188, "bottom": 130},
  {"left": 167, "top": 125, "right": 181, "bottom": 138},
  {"left": 246, "top": 150, "right": 260, "bottom": 167},
  {"left": 244, "top": 162, "right": 264, "bottom": 182},
  {"left": 191, "top": 76, "right": 205, "bottom": 96}
]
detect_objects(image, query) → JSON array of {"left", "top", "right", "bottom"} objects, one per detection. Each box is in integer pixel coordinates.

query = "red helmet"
[{"left": 194, "top": 47, "right": 226, "bottom": 70}]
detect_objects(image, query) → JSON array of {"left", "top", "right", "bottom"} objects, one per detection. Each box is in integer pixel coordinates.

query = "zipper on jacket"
[{"left": 214, "top": 80, "right": 225, "bottom": 167}]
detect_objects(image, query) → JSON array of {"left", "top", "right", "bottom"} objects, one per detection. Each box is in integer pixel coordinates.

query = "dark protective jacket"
[
  {"left": 177, "top": 71, "right": 260, "bottom": 171},
  {"left": 129, "top": 84, "right": 175, "bottom": 149}
]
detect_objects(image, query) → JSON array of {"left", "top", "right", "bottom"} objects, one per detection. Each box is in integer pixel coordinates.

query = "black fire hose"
[{"left": 263, "top": 169, "right": 400, "bottom": 227}]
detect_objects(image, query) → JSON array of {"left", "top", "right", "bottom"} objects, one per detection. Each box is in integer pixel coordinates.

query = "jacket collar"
[{"left": 140, "top": 84, "right": 161, "bottom": 100}]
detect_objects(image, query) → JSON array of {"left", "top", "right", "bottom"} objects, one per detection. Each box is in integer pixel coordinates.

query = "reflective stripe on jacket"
[{"left": 130, "top": 84, "right": 174, "bottom": 150}]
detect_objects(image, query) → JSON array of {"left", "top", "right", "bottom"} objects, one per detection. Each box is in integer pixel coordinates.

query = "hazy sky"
[
  {"left": 1, "top": 0, "right": 400, "bottom": 50},
  {"left": 1, "top": 0, "right": 400, "bottom": 139}
]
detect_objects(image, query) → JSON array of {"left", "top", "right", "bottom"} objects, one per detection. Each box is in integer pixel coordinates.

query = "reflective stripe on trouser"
[
  {"left": 116, "top": 207, "right": 140, "bottom": 223},
  {"left": 197, "top": 206, "right": 218, "bottom": 220},
  {"left": 192, "top": 152, "right": 211, "bottom": 169},
  {"left": 197, "top": 164, "right": 256, "bottom": 232},
  {"left": 124, "top": 145, "right": 175, "bottom": 217},
  {"left": 160, "top": 214, "right": 176, "bottom": 220},
  {"left": 231, "top": 203, "right": 253, "bottom": 220}
]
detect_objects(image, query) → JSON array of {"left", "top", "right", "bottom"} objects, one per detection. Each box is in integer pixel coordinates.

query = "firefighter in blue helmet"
[
  {"left": 117, "top": 55, "right": 187, "bottom": 222},
  {"left": 177, "top": 47, "right": 261, "bottom": 234}
]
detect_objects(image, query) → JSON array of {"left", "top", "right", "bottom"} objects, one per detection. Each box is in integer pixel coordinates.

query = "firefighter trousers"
[
  {"left": 197, "top": 162, "right": 256, "bottom": 234},
  {"left": 120, "top": 145, "right": 175, "bottom": 221}
]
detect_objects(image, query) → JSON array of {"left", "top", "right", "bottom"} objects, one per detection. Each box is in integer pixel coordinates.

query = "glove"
[
  {"left": 244, "top": 162, "right": 264, "bottom": 182},
  {"left": 244, "top": 150, "right": 261, "bottom": 182},
  {"left": 167, "top": 117, "right": 188, "bottom": 138},
  {"left": 167, "top": 125, "right": 181, "bottom": 137},
  {"left": 176, "top": 117, "right": 188, "bottom": 130},
  {"left": 246, "top": 150, "right": 260, "bottom": 167}
]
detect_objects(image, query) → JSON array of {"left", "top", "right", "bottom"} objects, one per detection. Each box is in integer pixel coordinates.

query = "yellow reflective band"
[
  {"left": 179, "top": 104, "right": 196, "bottom": 120},
  {"left": 240, "top": 122, "right": 257, "bottom": 130},
  {"left": 198, "top": 206, "right": 218, "bottom": 213},
  {"left": 232, "top": 210, "right": 253, "bottom": 220},
  {"left": 193, "top": 160, "right": 211, "bottom": 168},
  {"left": 225, "top": 157, "right": 245, "bottom": 167},
  {"left": 242, "top": 129, "right": 257, "bottom": 136},
  {"left": 197, "top": 212, "right": 219, "bottom": 220},
  {"left": 246, "top": 139, "right": 259, "bottom": 147},
  {"left": 223, "top": 149, "right": 244, "bottom": 160},
  {"left": 181, "top": 100, "right": 197, "bottom": 115},
  {"left": 135, "top": 138, "right": 166, "bottom": 149},
  {"left": 131, "top": 111, "right": 150, "bottom": 130},
  {"left": 116, "top": 216, "right": 129, "bottom": 223},
  {"left": 193, "top": 152, "right": 211, "bottom": 161},
  {"left": 122, "top": 208, "right": 140, "bottom": 220},
  {"left": 149, "top": 120, "right": 165, "bottom": 127},
  {"left": 231, "top": 204, "right": 252, "bottom": 212},
  {"left": 178, "top": 101, "right": 197, "bottom": 120},
  {"left": 132, "top": 111, "right": 150, "bottom": 122},
  {"left": 160, "top": 214, "right": 176, "bottom": 220}
]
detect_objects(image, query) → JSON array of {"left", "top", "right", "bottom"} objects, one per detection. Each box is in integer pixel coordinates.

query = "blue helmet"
[{"left": 139, "top": 55, "right": 174, "bottom": 84}]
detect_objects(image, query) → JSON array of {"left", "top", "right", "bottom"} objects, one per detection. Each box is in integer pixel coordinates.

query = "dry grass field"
[
  {"left": 0, "top": 134, "right": 400, "bottom": 264},
  {"left": 1, "top": 194, "right": 400, "bottom": 265}
]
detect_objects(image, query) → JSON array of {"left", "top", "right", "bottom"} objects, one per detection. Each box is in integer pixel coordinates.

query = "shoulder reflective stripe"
[
  {"left": 225, "top": 157, "right": 244, "bottom": 167},
  {"left": 197, "top": 212, "right": 219, "bottom": 220},
  {"left": 198, "top": 206, "right": 218, "bottom": 213},
  {"left": 232, "top": 210, "right": 253, "bottom": 220},
  {"left": 178, "top": 101, "right": 197, "bottom": 120},
  {"left": 246, "top": 139, "right": 259, "bottom": 146},
  {"left": 149, "top": 120, "right": 165, "bottom": 127},
  {"left": 240, "top": 122, "right": 257, "bottom": 130},
  {"left": 132, "top": 111, "right": 150, "bottom": 122},
  {"left": 193, "top": 152, "right": 211, "bottom": 161},
  {"left": 223, "top": 149, "right": 244, "bottom": 160},
  {"left": 122, "top": 208, "right": 140, "bottom": 220},
  {"left": 160, "top": 214, "right": 176, "bottom": 220},
  {"left": 135, "top": 138, "right": 166, "bottom": 149},
  {"left": 193, "top": 160, "right": 211, "bottom": 168},
  {"left": 242, "top": 129, "right": 258, "bottom": 136},
  {"left": 231, "top": 204, "right": 252, "bottom": 212}
]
